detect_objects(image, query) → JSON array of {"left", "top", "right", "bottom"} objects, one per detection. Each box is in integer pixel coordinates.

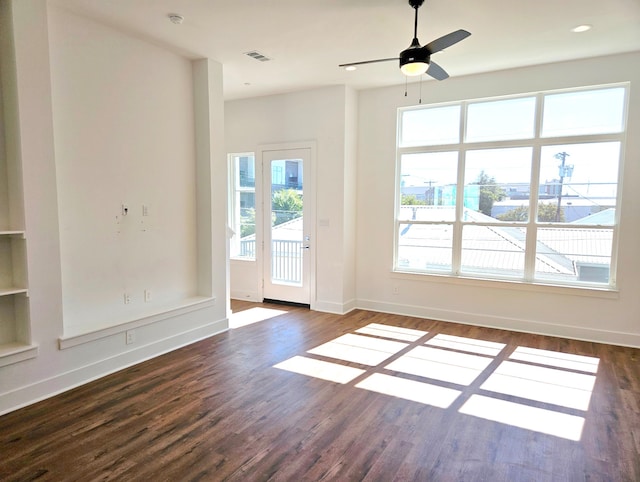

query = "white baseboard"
[
  {"left": 230, "top": 290, "right": 260, "bottom": 302},
  {"left": 357, "top": 298, "right": 640, "bottom": 348},
  {"left": 0, "top": 318, "right": 228, "bottom": 416},
  {"left": 314, "top": 298, "right": 357, "bottom": 315}
]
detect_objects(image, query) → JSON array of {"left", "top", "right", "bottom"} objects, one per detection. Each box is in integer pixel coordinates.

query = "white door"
[{"left": 262, "top": 147, "right": 313, "bottom": 305}]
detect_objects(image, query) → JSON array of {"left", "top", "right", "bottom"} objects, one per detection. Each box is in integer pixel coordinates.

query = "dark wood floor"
[{"left": 1, "top": 301, "right": 639, "bottom": 481}]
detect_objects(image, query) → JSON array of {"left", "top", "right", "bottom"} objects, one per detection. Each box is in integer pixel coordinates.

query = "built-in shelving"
[
  {"left": 0, "top": 230, "right": 32, "bottom": 365},
  {"left": 0, "top": 10, "right": 34, "bottom": 366}
]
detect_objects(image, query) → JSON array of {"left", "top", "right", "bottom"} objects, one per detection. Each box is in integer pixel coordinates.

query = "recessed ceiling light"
[
  {"left": 571, "top": 24, "right": 592, "bottom": 33},
  {"left": 345, "top": 66, "right": 357, "bottom": 71}
]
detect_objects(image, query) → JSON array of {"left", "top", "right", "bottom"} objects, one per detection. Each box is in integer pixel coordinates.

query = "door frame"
[{"left": 257, "top": 141, "right": 316, "bottom": 309}]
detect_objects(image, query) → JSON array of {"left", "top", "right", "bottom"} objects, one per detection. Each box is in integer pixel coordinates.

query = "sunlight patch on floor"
[
  {"left": 307, "top": 333, "right": 408, "bottom": 366},
  {"left": 459, "top": 394, "right": 585, "bottom": 441},
  {"left": 386, "top": 346, "right": 493, "bottom": 385},
  {"left": 509, "top": 346, "right": 600, "bottom": 373},
  {"left": 230, "top": 307, "right": 288, "bottom": 328},
  {"left": 481, "top": 361, "right": 597, "bottom": 410},
  {"left": 356, "top": 373, "right": 461, "bottom": 408},
  {"left": 274, "top": 356, "right": 365, "bottom": 384},
  {"left": 271, "top": 323, "right": 601, "bottom": 442},
  {"left": 426, "top": 334, "right": 506, "bottom": 357},
  {"left": 355, "top": 323, "right": 428, "bottom": 342}
]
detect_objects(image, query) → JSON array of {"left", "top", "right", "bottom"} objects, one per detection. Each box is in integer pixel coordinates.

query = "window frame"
[{"left": 394, "top": 83, "right": 628, "bottom": 290}]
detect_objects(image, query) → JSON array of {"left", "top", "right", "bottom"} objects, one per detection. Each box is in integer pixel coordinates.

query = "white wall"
[
  {"left": 356, "top": 52, "right": 640, "bottom": 347},
  {"left": 49, "top": 8, "right": 199, "bottom": 331},
  {"left": 0, "top": 1, "right": 227, "bottom": 415},
  {"left": 225, "top": 85, "right": 358, "bottom": 313}
]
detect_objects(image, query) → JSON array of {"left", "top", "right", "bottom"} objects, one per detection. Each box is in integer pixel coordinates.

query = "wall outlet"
[
  {"left": 124, "top": 293, "right": 131, "bottom": 304},
  {"left": 392, "top": 286, "right": 400, "bottom": 295},
  {"left": 144, "top": 289, "right": 152, "bottom": 302},
  {"left": 142, "top": 204, "right": 149, "bottom": 216},
  {"left": 126, "top": 330, "right": 135, "bottom": 345},
  {"left": 121, "top": 203, "right": 129, "bottom": 216}
]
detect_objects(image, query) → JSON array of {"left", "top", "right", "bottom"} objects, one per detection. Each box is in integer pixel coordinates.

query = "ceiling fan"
[{"left": 339, "top": 0, "right": 470, "bottom": 80}]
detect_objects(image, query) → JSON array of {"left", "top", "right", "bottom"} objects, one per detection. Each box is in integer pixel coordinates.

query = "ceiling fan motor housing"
[{"left": 399, "top": 45, "right": 430, "bottom": 69}]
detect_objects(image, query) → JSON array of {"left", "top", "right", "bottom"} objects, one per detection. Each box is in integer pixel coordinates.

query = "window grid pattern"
[{"left": 395, "top": 85, "right": 627, "bottom": 288}]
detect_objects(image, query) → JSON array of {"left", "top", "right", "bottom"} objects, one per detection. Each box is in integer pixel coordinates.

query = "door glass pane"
[
  {"left": 542, "top": 87, "right": 626, "bottom": 137},
  {"left": 539, "top": 143, "right": 619, "bottom": 224},
  {"left": 400, "top": 152, "right": 458, "bottom": 222},
  {"left": 400, "top": 105, "right": 461, "bottom": 147},
  {"left": 270, "top": 159, "right": 303, "bottom": 285},
  {"left": 464, "top": 147, "right": 532, "bottom": 222},
  {"left": 466, "top": 97, "right": 536, "bottom": 142}
]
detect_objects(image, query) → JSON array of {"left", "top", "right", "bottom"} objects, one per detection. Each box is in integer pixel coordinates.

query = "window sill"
[{"left": 391, "top": 270, "right": 619, "bottom": 299}]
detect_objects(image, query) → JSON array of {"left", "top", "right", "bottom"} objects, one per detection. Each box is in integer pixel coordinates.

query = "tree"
[
  {"left": 472, "top": 170, "right": 506, "bottom": 216},
  {"left": 240, "top": 208, "right": 256, "bottom": 237},
  {"left": 272, "top": 189, "right": 303, "bottom": 226},
  {"left": 497, "top": 202, "right": 564, "bottom": 222},
  {"left": 401, "top": 194, "right": 426, "bottom": 205}
]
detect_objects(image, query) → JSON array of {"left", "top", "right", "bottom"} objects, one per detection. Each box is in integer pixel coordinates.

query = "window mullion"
[
  {"left": 524, "top": 93, "right": 545, "bottom": 281},
  {"left": 452, "top": 102, "right": 468, "bottom": 275}
]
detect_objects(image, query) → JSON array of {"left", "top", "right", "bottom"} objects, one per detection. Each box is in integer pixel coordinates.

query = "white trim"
[
  {"left": 1, "top": 318, "right": 228, "bottom": 416},
  {"left": 0, "top": 343, "right": 38, "bottom": 368},
  {"left": 357, "top": 298, "right": 640, "bottom": 348},
  {"left": 230, "top": 290, "right": 260, "bottom": 302},
  {"left": 390, "top": 270, "right": 619, "bottom": 299},
  {"left": 314, "top": 299, "right": 357, "bottom": 315}
]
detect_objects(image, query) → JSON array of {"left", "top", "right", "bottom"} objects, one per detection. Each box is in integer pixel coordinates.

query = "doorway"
[{"left": 261, "top": 147, "right": 314, "bottom": 306}]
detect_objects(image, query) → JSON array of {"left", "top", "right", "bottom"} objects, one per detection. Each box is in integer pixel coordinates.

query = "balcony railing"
[{"left": 239, "top": 239, "right": 303, "bottom": 284}]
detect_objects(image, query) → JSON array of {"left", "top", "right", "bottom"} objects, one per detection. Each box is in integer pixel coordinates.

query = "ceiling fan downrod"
[{"left": 409, "top": 0, "right": 425, "bottom": 43}]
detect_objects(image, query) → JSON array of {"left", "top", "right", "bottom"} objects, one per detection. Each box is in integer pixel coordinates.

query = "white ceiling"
[{"left": 49, "top": 0, "right": 640, "bottom": 100}]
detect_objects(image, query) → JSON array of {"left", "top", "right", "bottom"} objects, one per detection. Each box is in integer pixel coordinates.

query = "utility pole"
[{"left": 553, "top": 151, "right": 573, "bottom": 222}]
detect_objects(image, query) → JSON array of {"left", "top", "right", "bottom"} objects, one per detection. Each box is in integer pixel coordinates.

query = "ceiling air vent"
[{"left": 244, "top": 51, "right": 272, "bottom": 62}]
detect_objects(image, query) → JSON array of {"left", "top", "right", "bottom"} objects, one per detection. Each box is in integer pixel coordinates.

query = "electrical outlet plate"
[
  {"left": 121, "top": 203, "right": 129, "bottom": 216},
  {"left": 144, "top": 289, "right": 152, "bottom": 302},
  {"left": 124, "top": 293, "right": 131, "bottom": 304},
  {"left": 126, "top": 330, "right": 135, "bottom": 345}
]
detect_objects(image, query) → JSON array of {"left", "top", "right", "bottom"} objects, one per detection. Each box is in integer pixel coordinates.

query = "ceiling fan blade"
[
  {"left": 423, "top": 29, "right": 471, "bottom": 54},
  {"left": 339, "top": 57, "right": 399, "bottom": 68},
  {"left": 426, "top": 60, "right": 449, "bottom": 81}
]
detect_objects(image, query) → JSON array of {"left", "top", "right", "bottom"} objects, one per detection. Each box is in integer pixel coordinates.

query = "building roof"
[{"left": 397, "top": 206, "right": 611, "bottom": 278}]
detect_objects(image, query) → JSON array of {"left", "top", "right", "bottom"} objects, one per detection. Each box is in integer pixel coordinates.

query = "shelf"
[
  {"left": 0, "top": 288, "right": 28, "bottom": 297},
  {"left": 0, "top": 231, "right": 25, "bottom": 237},
  {"left": 0, "top": 342, "right": 38, "bottom": 368},
  {"left": 59, "top": 296, "right": 216, "bottom": 349}
]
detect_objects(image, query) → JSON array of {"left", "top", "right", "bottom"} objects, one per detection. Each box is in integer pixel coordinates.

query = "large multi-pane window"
[
  {"left": 396, "top": 84, "right": 627, "bottom": 288},
  {"left": 229, "top": 153, "right": 256, "bottom": 260}
]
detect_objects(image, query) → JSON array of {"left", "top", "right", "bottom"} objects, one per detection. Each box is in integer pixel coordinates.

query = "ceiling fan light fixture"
[
  {"left": 401, "top": 61, "right": 428, "bottom": 76},
  {"left": 399, "top": 45, "right": 430, "bottom": 76}
]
